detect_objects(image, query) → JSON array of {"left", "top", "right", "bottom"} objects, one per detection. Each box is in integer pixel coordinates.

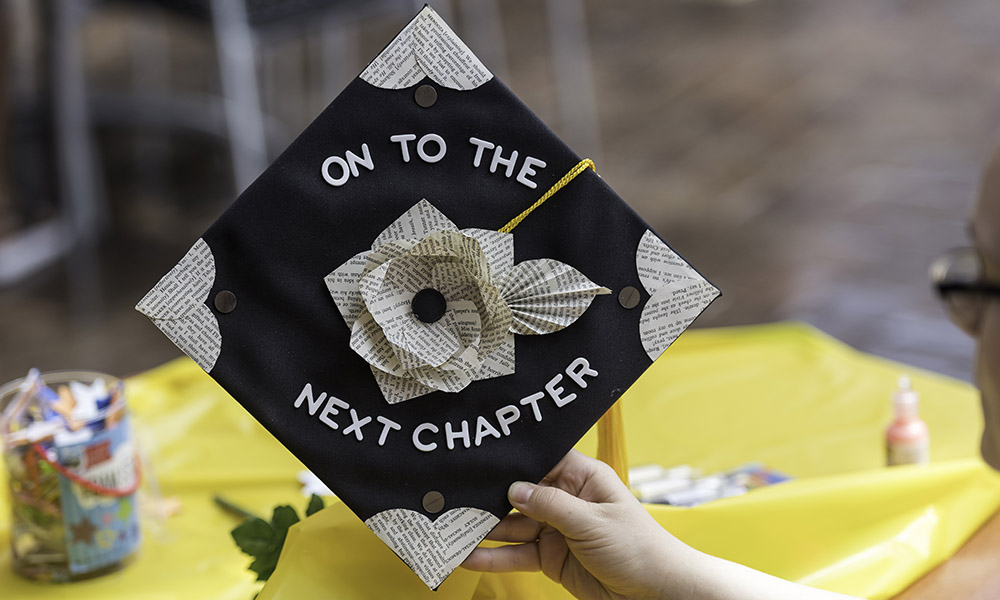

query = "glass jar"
[{"left": 0, "top": 370, "right": 140, "bottom": 581}]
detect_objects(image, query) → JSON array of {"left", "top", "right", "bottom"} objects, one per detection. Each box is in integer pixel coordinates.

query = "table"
[{"left": 2, "top": 323, "right": 999, "bottom": 599}]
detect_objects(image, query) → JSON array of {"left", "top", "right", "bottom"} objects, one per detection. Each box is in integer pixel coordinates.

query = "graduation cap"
[{"left": 136, "top": 6, "right": 719, "bottom": 590}]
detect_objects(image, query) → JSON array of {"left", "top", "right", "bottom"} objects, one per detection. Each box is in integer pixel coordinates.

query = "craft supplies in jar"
[{"left": 0, "top": 370, "right": 141, "bottom": 581}]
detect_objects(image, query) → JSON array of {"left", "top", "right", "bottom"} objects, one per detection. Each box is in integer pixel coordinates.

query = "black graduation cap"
[{"left": 136, "top": 6, "right": 719, "bottom": 589}]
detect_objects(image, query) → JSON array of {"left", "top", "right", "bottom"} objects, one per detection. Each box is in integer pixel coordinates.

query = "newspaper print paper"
[
  {"left": 135, "top": 238, "right": 221, "bottom": 372},
  {"left": 635, "top": 230, "right": 720, "bottom": 361},
  {"left": 325, "top": 199, "right": 609, "bottom": 403},
  {"left": 360, "top": 6, "right": 492, "bottom": 91},
  {"left": 365, "top": 507, "right": 499, "bottom": 590}
]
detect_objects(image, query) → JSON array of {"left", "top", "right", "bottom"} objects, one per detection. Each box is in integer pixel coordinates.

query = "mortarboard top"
[{"left": 136, "top": 6, "right": 719, "bottom": 590}]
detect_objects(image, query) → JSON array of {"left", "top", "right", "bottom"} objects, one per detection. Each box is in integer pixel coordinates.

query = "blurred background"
[{"left": 0, "top": 0, "right": 994, "bottom": 385}]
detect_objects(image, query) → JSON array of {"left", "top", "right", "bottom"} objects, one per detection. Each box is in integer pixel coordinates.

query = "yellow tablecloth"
[{"left": 2, "top": 323, "right": 998, "bottom": 599}]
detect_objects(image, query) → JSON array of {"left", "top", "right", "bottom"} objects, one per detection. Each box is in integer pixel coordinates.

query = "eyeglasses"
[{"left": 930, "top": 247, "right": 1000, "bottom": 335}]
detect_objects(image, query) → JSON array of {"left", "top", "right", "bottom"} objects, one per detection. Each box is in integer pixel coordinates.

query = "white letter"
[
  {"left": 516, "top": 156, "right": 547, "bottom": 189},
  {"left": 445, "top": 420, "right": 471, "bottom": 450},
  {"left": 495, "top": 404, "right": 520, "bottom": 436},
  {"left": 566, "top": 357, "right": 598, "bottom": 388},
  {"left": 390, "top": 134, "right": 416, "bottom": 163},
  {"left": 293, "top": 383, "right": 326, "bottom": 415},
  {"left": 545, "top": 374, "right": 577, "bottom": 408},
  {"left": 321, "top": 156, "right": 350, "bottom": 186},
  {"left": 474, "top": 415, "right": 502, "bottom": 447},
  {"left": 345, "top": 143, "right": 374, "bottom": 177},
  {"left": 469, "top": 136, "right": 494, "bottom": 167},
  {"left": 376, "top": 416, "right": 401, "bottom": 446},
  {"left": 318, "top": 395, "right": 349, "bottom": 430},
  {"left": 416, "top": 133, "right": 447, "bottom": 163},
  {"left": 490, "top": 145, "right": 518, "bottom": 177},
  {"left": 519, "top": 392, "right": 545, "bottom": 422},
  {"left": 342, "top": 408, "right": 372, "bottom": 441},
  {"left": 413, "top": 423, "right": 439, "bottom": 452}
]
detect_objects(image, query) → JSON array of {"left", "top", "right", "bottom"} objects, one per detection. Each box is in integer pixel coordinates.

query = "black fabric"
[{"left": 199, "top": 75, "right": 676, "bottom": 522}]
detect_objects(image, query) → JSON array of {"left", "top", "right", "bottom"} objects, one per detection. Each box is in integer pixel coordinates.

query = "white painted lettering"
[
  {"left": 566, "top": 357, "right": 599, "bottom": 388},
  {"left": 376, "top": 416, "right": 401, "bottom": 446},
  {"left": 321, "top": 156, "right": 350, "bottom": 187},
  {"left": 445, "top": 420, "right": 471, "bottom": 450},
  {"left": 469, "top": 137, "right": 495, "bottom": 167},
  {"left": 416, "top": 133, "right": 447, "bottom": 163},
  {"left": 495, "top": 404, "right": 520, "bottom": 436},
  {"left": 519, "top": 392, "right": 545, "bottom": 422},
  {"left": 345, "top": 143, "right": 374, "bottom": 177},
  {"left": 342, "top": 408, "right": 372, "bottom": 441},
  {"left": 516, "top": 156, "right": 547, "bottom": 189},
  {"left": 390, "top": 134, "right": 416, "bottom": 163},
  {"left": 293, "top": 383, "right": 326, "bottom": 415},
  {"left": 545, "top": 373, "right": 577, "bottom": 408},
  {"left": 318, "top": 395, "right": 349, "bottom": 430},
  {"left": 474, "top": 415, "right": 502, "bottom": 447},
  {"left": 490, "top": 145, "right": 519, "bottom": 178},
  {"left": 413, "top": 422, "right": 439, "bottom": 452}
]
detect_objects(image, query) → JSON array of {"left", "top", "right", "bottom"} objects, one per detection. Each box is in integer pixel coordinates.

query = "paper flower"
[{"left": 325, "top": 199, "right": 609, "bottom": 404}]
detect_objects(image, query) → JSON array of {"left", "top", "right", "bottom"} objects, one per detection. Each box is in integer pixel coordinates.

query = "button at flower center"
[{"left": 412, "top": 288, "right": 447, "bottom": 323}]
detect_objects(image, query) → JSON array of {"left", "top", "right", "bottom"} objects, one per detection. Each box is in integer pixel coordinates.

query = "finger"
[
  {"left": 460, "top": 543, "right": 541, "bottom": 573},
  {"left": 543, "top": 450, "right": 633, "bottom": 504},
  {"left": 485, "top": 512, "right": 542, "bottom": 542},
  {"left": 508, "top": 481, "right": 595, "bottom": 540}
]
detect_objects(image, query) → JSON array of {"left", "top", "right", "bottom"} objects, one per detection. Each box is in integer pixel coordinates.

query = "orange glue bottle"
[{"left": 886, "top": 375, "right": 929, "bottom": 466}]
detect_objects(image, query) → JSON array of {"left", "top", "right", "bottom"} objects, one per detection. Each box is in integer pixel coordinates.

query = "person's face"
[
  {"left": 935, "top": 148, "right": 1000, "bottom": 470},
  {"left": 973, "top": 255, "right": 1000, "bottom": 469},
  {"left": 971, "top": 149, "right": 1000, "bottom": 469}
]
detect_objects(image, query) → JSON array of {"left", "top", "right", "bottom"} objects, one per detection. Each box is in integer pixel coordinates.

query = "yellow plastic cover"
[{"left": 1, "top": 323, "right": 997, "bottom": 599}]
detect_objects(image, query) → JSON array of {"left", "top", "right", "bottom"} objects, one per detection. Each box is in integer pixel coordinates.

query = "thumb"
[{"left": 508, "top": 481, "right": 595, "bottom": 539}]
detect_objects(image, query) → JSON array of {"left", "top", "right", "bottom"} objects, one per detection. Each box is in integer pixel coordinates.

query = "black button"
[
  {"left": 412, "top": 288, "right": 447, "bottom": 323},
  {"left": 618, "top": 286, "right": 641, "bottom": 309},
  {"left": 422, "top": 491, "right": 445, "bottom": 513},
  {"left": 214, "top": 290, "right": 237, "bottom": 313},
  {"left": 414, "top": 84, "right": 437, "bottom": 108}
]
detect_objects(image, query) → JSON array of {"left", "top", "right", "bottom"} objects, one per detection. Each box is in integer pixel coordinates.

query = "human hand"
[{"left": 461, "top": 449, "right": 678, "bottom": 600}]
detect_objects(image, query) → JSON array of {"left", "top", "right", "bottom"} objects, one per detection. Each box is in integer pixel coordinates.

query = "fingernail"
[{"left": 509, "top": 481, "right": 533, "bottom": 505}]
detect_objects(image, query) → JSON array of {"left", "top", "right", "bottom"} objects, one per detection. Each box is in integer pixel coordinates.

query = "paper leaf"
[{"left": 496, "top": 259, "right": 610, "bottom": 335}]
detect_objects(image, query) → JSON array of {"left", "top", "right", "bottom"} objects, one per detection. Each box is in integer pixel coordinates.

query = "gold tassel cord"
[
  {"left": 496, "top": 157, "right": 628, "bottom": 487},
  {"left": 597, "top": 400, "right": 629, "bottom": 488},
  {"left": 498, "top": 159, "right": 596, "bottom": 234}
]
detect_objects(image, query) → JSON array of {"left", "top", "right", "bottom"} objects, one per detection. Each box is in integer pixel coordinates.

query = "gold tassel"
[{"left": 596, "top": 399, "right": 629, "bottom": 489}]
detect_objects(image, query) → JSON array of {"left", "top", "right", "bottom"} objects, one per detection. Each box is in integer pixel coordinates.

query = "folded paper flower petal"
[
  {"left": 373, "top": 200, "right": 460, "bottom": 250},
  {"left": 329, "top": 200, "right": 520, "bottom": 403},
  {"left": 326, "top": 199, "right": 609, "bottom": 403},
  {"left": 460, "top": 228, "right": 514, "bottom": 277},
  {"left": 325, "top": 250, "right": 370, "bottom": 330}
]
